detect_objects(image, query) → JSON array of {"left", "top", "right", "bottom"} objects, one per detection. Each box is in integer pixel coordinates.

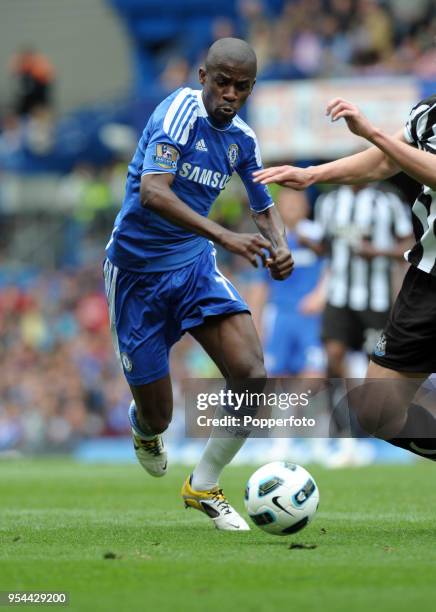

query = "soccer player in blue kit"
[
  {"left": 251, "top": 189, "right": 325, "bottom": 377},
  {"left": 104, "top": 38, "right": 293, "bottom": 530}
]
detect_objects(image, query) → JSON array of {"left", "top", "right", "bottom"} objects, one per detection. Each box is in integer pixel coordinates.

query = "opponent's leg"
[
  {"left": 322, "top": 304, "right": 358, "bottom": 437},
  {"left": 181, "top": 313, "right": 265, "bottom": 530},
  {"left": 355, "top": 361, "right": 436, "bottom": 460},
  {"left": 324, "top": 339, "right": 350, "bottom": 434},
  {"left": 325, "top": 339, "right": 347, "bottom": 379},
  {"left": 128, "top": 376, "right": 172, "bottom": 477},
  {"left": 359, "top": 266, "right": 436, "bottom": 458}
]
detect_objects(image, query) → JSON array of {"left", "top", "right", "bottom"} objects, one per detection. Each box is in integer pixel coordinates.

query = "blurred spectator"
[
  {"left": 0, "top": 266, "right": 125, "bottom": 452},
  {"left": 8, "top": 47, "right": 55, "bottom": 116},
  {"left": 159, "top": 57, "right": 191, "bottom": 92},
  {"left": 350, "top": 0, "right": 393, "bottom": 68},
  {"left": 386, "top": 0, "right": 433, "bottom": 39}
]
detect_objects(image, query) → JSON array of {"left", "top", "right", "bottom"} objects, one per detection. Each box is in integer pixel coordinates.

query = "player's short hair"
[{"left": 205, "top": 38, "right": 257, "bottom": 75}]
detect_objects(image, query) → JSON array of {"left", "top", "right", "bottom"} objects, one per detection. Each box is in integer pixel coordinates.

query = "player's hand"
[
  {"left": 266, "top": 246, "right": 294, "bottom": 281},
  {"left": 252, "top": 166, "right": 315, "bottom": 190},
  {"left": 298, "top": 290, "right": 325, "bottom": 315},
  {"left": 326, "top": 98, "right": 377, "bottom": 140},
  {"left": 219, "top": 230, "right": 274, "bottom": 268},
  {"left": 353, "top": 239, "right": 379, "bottom": 260}
]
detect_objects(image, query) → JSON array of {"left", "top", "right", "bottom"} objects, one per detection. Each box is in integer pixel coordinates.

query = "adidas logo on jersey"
[{"left": 195, "top": 139, "right": 208, "bottom": 152}]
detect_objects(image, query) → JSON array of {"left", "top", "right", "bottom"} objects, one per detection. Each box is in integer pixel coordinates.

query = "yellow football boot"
[{"left": 181, "top": 476, "right": 250, "bottom": 531}]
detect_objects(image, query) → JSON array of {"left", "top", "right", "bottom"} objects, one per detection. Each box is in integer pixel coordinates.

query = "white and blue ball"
[{"left": 244, "top": 462, "right": 319, "bottom": 535}]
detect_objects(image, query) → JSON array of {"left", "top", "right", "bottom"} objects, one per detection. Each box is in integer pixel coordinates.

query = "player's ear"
[
  {"left": 198, "top": 67, "right": 206, "bottom": 85},
  {"left": 250, "top": 78, "right": 256, "bottom": 93}
]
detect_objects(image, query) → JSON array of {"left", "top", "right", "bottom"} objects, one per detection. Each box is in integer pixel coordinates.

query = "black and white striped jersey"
[
  {"left": 403, "top": 94, "right": 436, "bottom": 275},
  {"left": 315, "top": 186, "right": 412, "bottom": 312}
]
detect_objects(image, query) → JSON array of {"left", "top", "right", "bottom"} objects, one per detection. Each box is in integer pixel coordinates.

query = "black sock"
[{"left": 387, "top": 403, "right": 436, "bottom": 461}]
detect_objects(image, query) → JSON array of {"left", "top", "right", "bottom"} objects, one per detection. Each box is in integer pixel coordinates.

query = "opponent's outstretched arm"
[
  {"left": 253, "top": 144, "right": 399, "bottom": 189},
  {"left": 325, "top": 98, "right": 436, "bottom": 191},
  {"left": 141, "top": 172, "right": 273, "bottom": 268},
  {"left": 252, "top": 97, "right": 436, "bottom": 189}
]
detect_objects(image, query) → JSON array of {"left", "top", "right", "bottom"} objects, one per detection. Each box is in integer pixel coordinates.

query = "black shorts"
[
  {"left": 322, "top": 304, "right": 389, "bottom": 353},
  {"left": 371, "top": 265, "right": 436, "bottom": 373}
]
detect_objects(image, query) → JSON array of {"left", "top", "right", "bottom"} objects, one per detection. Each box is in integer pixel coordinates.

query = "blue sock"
[{"left": 128, "top": 401, "right": 155, "bottom": 439}]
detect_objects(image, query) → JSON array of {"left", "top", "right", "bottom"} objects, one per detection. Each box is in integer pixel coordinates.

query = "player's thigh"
[
  {"left": 174, "top": 247, "right": 260, "bottom": 375},
  {"left": 371, "top": 266, "right": 436, "bottom": 373},
  {"left": 190, "top": 312, "right": 266, "bottom": 378}
]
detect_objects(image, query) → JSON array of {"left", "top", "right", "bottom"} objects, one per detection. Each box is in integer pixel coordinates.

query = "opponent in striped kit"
[
  {"left": 104, "top": 38, "right": 293, "bottom": 530},
  {"left": 253, "top": 94, "right": 436, "bottom": 463}
]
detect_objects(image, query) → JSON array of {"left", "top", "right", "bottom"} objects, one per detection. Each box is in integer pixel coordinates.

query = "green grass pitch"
[{"left": 1, "top": 459, "right": 436, "bottom": 611}]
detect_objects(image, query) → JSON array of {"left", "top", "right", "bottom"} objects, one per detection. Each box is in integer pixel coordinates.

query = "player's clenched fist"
[
  {"left": 219, "top": 230, "right": 274, "bottom": 268},
  {"left": 252, "top": 165, "right": 315, "bottom": 189},
  {"left": 266, "top": 245, "right": 294, "bottom": 281}
]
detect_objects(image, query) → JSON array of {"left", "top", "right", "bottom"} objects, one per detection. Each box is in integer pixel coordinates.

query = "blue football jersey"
[
  {"left": 265, "top": 232, "right": 324, "bottom": 307},
  {"left": 106, "top": 87, "right": 274, "bottom": 272}
]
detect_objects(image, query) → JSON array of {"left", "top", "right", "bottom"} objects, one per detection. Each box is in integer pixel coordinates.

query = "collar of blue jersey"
[{"left": 194, "top": 89, "right": 235, "bottom": 132}]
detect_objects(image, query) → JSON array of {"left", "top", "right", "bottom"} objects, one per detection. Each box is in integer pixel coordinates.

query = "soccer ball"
[{"left": 244, "top": 462, "right": 319, "bottom": 535}]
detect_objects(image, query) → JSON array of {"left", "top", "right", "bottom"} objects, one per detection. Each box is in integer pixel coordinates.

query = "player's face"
[{"left": 199, "top": 64, "right": 256, "bottom": 126}]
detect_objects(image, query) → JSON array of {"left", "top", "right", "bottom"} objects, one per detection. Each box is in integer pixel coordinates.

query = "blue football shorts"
[
  {"left": 263, "top": 305, "right": 325, "bottom": 376},
  {"left": 103, "top": 247, "right": 249, "bottom": 385}
]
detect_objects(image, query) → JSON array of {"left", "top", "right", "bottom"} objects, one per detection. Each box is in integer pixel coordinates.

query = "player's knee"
[
  {"left": 348, "top": 384, "right": 397, "bottom": 438},
  {"left": 232, "top": 358, "right": 266, "bottom": 380},
  {"left": 249, "top": 362, "right": 267, "bottom": 379}
]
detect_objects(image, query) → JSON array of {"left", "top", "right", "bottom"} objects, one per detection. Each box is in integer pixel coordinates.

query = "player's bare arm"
[
  {"left": 251, "top": 205, "right": 294, "bottom": 280},
  {"left": 141, "top": 172, "right": 273, "bottom": 268},
  {"left": 327, "top": 98, "right": 436, "bottom": 191},
  {"left": 252, "top": 100, "right": 405, "bottom": 188},
  {"left": 254, "top": 145, "right": 399, "bottom": 188}
]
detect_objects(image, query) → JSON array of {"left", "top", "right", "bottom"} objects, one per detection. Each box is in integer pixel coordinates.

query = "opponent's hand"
[
  {"left": 353, "top": 239, "right": 379, "bottom": 260},
  {"left": 219, "top": 230, "right": 274, "bottom": 268},
  {"left": 266, "top": 246, "right": 294, "bottom": 281},
  {"left": 252, "top": 165, "right": 314, "bottom": 190},
  {"left": 326, "top": 98, "right": 377, "bottom": 140}
]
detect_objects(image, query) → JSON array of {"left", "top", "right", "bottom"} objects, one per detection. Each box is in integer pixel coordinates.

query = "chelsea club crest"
[
  {"left": 227, "top": 144, "right": 239, "bottom": 167},
  {"left": 120, "top": 352, "right": 133, "bottom": 372}
]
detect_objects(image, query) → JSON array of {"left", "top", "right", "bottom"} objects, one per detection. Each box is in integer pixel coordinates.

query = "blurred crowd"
[
  {"left": 159, "top": 0, "right": 436, "bottom": 90},
  {"left": 0, "top": 265, "right": 123, "bottom": 452},
  {"left": 243, "top": 0, "right": 436, "bottom": 80},
  {"left": 2, "top": 0, "right": 436, "bottom": 171},
  {"left": 0, "top": 261, "right": 235, "bottom": 453}
]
